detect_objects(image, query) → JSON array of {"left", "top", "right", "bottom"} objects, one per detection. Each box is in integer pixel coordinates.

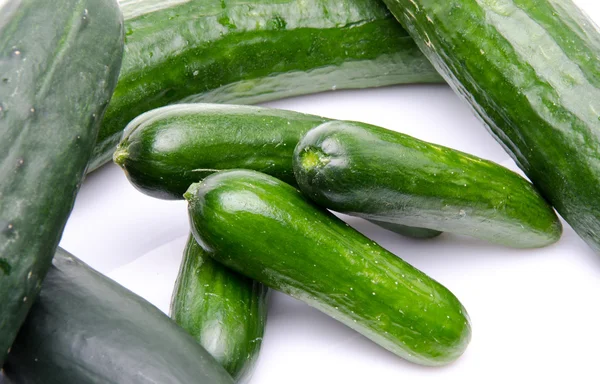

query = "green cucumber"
[
  {"left": 3, "top": 248, "right": 234, "bottom": 384},
  {"left": 115, "top": 104, "right": 439, "bottom": 239},
  {"left": 171, "top": 235, "right": 268, "bottom": 383},
  {"left": 381, "top": 0, "right": 600, "bottom": 252},
  {"left": 184, "top": 169, "right": 471, "bottom": 366},
  {"left": 88, "top": 0, "right": 443, "bottom": 171},
  {"left": 0, "top": 0, "right": 123, "bottom": 365},
  {"left": 293, "top": 121, "right": 562, "bottom": 248}
]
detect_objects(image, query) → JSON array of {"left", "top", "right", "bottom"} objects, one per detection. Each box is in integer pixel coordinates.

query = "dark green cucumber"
[
  {"left": 184, "top": 169, "right": 471, "bottom": 366},
  {"left": 115, "top": 103, "right": 439, "bottom": 239},
  {"left": 115, "top": 104, "right": 327, "bottom": 199},
  {"left": 0, "top": 0, "right": 123, "bottom": 365},
  {"left": 381, "top": 0, "right": 600, "bottom": 252},
  {"left": 171, "top": 235, "right": 268, "bottom": 383},
  {"left": 88, "top": 0, "right": 443, "bottom": 171},
  {"left": 3, "top": 248, "right": 234, "bottom": 384},
  {"left": 293, "top": 121, "right": 562, "bottom": 248}
]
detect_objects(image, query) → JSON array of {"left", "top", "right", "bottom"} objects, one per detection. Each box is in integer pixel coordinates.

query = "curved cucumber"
[
  {"left": 184, "top": 169, "right": 471, "bottom": 366},
  {"left": 381, "top": 0, "right": 600, "bottom": 252},
  {"left": 293, "top": 121, "right": 562, "bottom": 248},
  {"left": 171, "top": 235, "right": 268, "bottom": 383},
  {"left": 88, "top": 0, "right": 443, "bottom": 170},
  {"left": 115, "top": 104, "right": 439, "bottom": 239},
  {"left": 3, "top": 248, "right": 234, "bottom": 384},
  {"left": 0, "top": 0, "right": 123, "bottom": 364}
]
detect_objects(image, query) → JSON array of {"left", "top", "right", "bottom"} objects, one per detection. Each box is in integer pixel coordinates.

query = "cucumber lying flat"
[
  {"left": 184, "top": 170, "right": 471, "bottom": 366},
  {"left": 171, "top": 235, "right": 268, "bottom": 383},
  {"left": 88, "top": 0, "right": 443, "bottom": 171},
  {"left": 381, "top": 0, "right": 600, "bottom": 252},
  {"left": 0, "top": 0, "right": 123, "bottom": 365},
  {"left": 115, "top": 104, "right": 439, "bottom": 239},
  {"left": 293, "top": 121, "right": 562, "bottom": 248},
  {"left": 3, "top": 248, "right": 234, "bottom": 384}
]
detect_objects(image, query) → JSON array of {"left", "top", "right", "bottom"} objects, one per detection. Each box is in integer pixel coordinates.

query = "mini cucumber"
[
  {"left": 88, "top": 0, "right": 443, "bottom": 171},
  {"left": 3, "top": 248, "right": 234, "bottom": 384},
  {"left": 184, "top": 169, "right": 471, "bottom": 366},
  {"left": 171, "top": 235, "right": 268, "bottom": 383},
  {"left": 115, "top": 104, "right": 440, "bottom": 239},
  {"left": 293, "top": 121, "right": 562, "bottom": 248}
]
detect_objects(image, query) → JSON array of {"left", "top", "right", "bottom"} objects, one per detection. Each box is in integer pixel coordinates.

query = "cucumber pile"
[{"left": 2, "top": 0, "right": 599, "bottom": 382}]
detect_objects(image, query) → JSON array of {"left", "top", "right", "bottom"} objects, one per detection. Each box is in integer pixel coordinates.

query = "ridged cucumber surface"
[
  {"left": 381, "top": 0, "right": 600, "bottom": 252},
  {"left": 171, "top": 235, "right": 268, "bottom": 383},
  {"left": 115, "top": 103, "right": 440, "bottom": 239},
  {"left": 88, "top": 0, "right": 443, "bottom": 170},
  {"left": 293, "top": 121, "right": 562, "bottom": 248},
  {"left": 3, "top": 248, "right": 234, "bottom": 384},
  {"left": 184, "top": 169, "right": 471, "bottom": 366},
  {"left": 0, "top": 0, "right": 123, "bottom": 365}
]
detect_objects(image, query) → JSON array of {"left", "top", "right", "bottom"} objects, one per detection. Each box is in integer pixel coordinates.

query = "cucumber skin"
[
  {"left": 88, "top": 0, "right": 443, "bottom": 171},
  {"left": 115, "top": 104, "right": 327, "bottom": 199},
  {"left": 293, "top": 121, "right": 562, "bottom": 248},
  {"left": 184, "top": 170, "right": 471, "bottom": 366},
  {"left": 171, "top": 235, "right": 268, "bottom": 383},
  {"left": 116, "top": 104, "right": 436, "bottom": 240},
  {"left": 0, "top": 0, "right": 123, "bottom": 365},
  {"left": 3, "top": 248, "right": 234, "bottom": 384},
  {"left": 382, "top": 0, "right": 600, "bottom": 251}
]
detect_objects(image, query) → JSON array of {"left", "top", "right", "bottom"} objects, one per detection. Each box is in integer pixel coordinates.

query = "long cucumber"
[
  {"left": 0, "top": 0, "right": 123, "bottom": 364},
  {"left": 381, "top": 0, "right": 600, "bottom": 252},
  {"left": 3, "top": 248, "right": 234, "bottom": 384},
  {"left": 88, "top": 0, "right": 443, "bottom": 170}
]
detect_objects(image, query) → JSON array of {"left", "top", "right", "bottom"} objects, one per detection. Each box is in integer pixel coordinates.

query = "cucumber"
[
  {"left": 115, "top": 104, "right": 439, "bottom": 239},
  {"left": 184, "top": 169, "right": 471, "bottom": 366},
  {"left": 381, "top": 0, "right": 600, "bottom": 252},
  {"left": 3, "top": 248, "right": 234, "bottom": 384},
  {"left": 88, "top": 0, "right": 443, "bottom": 171},
  {"left": 293, "top": 121, "right": 562, "bottom": 248},
  {"left": 0, "top": 0, "right": 123, "bottom": 365},
  {"left": 171, "top": 235, "right": 268, "bottom": 383}
]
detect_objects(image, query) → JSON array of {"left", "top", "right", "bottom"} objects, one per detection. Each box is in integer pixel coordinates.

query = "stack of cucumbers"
[{"left": 1, "top": 0, "right": 599, "bottom": 382}]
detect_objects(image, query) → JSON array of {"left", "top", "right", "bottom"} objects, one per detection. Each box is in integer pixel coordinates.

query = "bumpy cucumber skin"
[
  {"left": 3, "top": 248, "right": 234, "bottom": 384},
  {"left": 171, "top": 235, "right": 268, "bottom": 383},
  {"left": 382, "top": 0, "right": 600, "bottom": 251},
  {"left": 293, "top": 121, "right": 562, "bottom": 248},
  {"left": 88, "top": 0, "right": 443, "bottom": 170},
  {"left": 0, "top": 0, "right": 123, "bottom": 365},
  {"left": 184, "top": 170, "right": 471, "bottom": 366}
]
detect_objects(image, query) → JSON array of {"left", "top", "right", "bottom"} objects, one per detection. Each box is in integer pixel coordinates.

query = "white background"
[{"left": 60, "top": 1, "right": 600, "bottom": 383}]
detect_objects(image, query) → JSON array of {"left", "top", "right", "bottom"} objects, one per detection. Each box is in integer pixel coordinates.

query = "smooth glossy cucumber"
[
  {"left": 0, "top": 0, "right": 123, "bottom": 365},
  {"left": 3, "top": 248, "right": 234, "bottom": 384},
  {"left": 382, "top": 0, "right": 600, "bottom": 252},
  {"left": 293, "top": 121, "right": 562, "bottom": 248},
  {"left": 88, "top": 0, "right": 443, "bottom": 170},
  {"left": 171, "top": 235, "right": 268, "bottom": 383},
  {"left": 184, "top": 169, "right": 471, "bottom": 366},
  {"left": 115, "top": 104, "right": 439, "bottom": 239}
]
